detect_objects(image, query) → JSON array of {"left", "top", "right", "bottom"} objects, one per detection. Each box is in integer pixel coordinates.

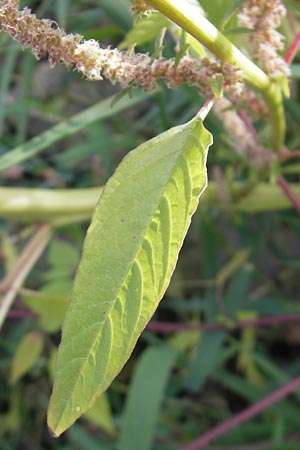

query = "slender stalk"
[
  {"left": 277, "top": 174, "right": 300, "bottom": 214},
  {"left": 197, "top": 95, "right": 215, "bottom": 121},
  {"left": 147, "top": 0, "right": 285, "bottom": 150},
  {"left": 149, "top": 0, "right": 269, "bottom": 89},
  {"left": 279, "top": 150, "right": 300, "bottom": 161},
  {"left": 180, "top": 378, "right": 300, "bottom": 450},
  {"left": 284, "top": 32, "right": 300, "bottom": 64},
  {"left": 147, "top": 315, "right": 300, "bottom": 333},
  {"left": 8, "top": 310, "right": 35, "bottom": 318},
  {"left": 206, "top": 433, "right": 300, "bottom": 450},
  {"left": 0, "top": 225, "right": 52, "bottom": 331}
]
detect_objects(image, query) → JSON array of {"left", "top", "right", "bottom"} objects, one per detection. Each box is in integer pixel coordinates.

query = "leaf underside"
[{"left": 47, "top": 116, "right": 212, "bottom": 436}]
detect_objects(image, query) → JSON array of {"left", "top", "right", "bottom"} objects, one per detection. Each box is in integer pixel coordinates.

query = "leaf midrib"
[{"left": 52, "top": 118, "right": 200, "bottom": 431}]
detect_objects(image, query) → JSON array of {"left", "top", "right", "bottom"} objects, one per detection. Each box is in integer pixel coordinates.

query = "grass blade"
[
  {"left": 0, "top": 90, "right": 152, "bottom": 172},
  {"left": 118, "top": 345, "right": 177, "bottom": 450}
]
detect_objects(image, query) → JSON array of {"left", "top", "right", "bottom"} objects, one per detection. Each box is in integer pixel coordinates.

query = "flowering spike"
[
  {"left": 238, "top": 0, "right": 290, "bottom": 79},
  {"left": 0, "top": 0, "right": 243, "bottom": 97}
]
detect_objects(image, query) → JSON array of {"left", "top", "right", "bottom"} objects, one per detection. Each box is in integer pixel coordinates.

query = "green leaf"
[
  {"left": 48, "top": 346, "right": 57, "bottom": 383},
  {"left": 180, "top": 31, "right": 206, "bottom": 57},
  {"left": 0, "top": 390, "right": 21, "bottom": 435},
  {"left": 209, "top": 74, "right": 224, "bottom": 99},
  {"left": 47, "top": 116, "right": 212, "bottom": 436},
  {"left": 216, "top": 247, "right": 250, "bottom": 286},
  {"left": 69, "top": 425, "right": 109, "bottom": 450},
  {"left": 119, "top": 12, "right": 170, "bottom": 49},
  {"left": 199, "top": 0, "right": 237, "bottom": 28},
  {"left": 118, "top": 345, "right": 177, "bottom": 450},
  {"left": 184, "top": 330, "right": 226, "bottom": 392},
  {"left": 84, "top": 393, "right": 116, "bottom": 436},
  {"left": 21, "top": 291, "right": 68, "bottom": 333},
  {"left": 0, "top": 90, "right": 152, "bottom": 173},
  {"left": 47, "top": 239, "right": 80, "bottom": 273},
  {"left": 9, "top": 332, "right": 44, "bottom": 384}
]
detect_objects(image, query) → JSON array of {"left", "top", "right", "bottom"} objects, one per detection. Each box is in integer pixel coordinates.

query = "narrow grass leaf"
[
  {"left": 21, "top": 291, "right": 68, "bottom": 333},
  {"left": 9, "top": 331, "right": 44, "bottom": 384},
  {"left": 118, "top": 345, "right": 177, "bottom": 450},
  {"left": 84, "top": 393, "right": 116, "bottom": 436},
  {"left": 47, "top": 116, "right": 212, "bottom": 436},
  {"left": 55, "top": 0, "right": 71, "bottom": 27},
  {"left": 0, "top": 90, "right": 151, "bottom": 173},
  {"left": 16, "top": 51, "right": 35, "bottom": 143},
  {"left": 216, "top": 247, "right": 251, "bottom": 287},
  {"left": 224, "top": 267, "right": 253, "bottom": 316},
  {"left": 69, "top": 425, "right": 109, "bottom": 450},
  {"left": 184, "top": 330, "right": 226, "bottom": 392},
  {"left": 0, "top": 41, "right": 19, "bottom": 133}
]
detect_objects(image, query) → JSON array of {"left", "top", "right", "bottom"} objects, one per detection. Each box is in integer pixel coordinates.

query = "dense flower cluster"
[
  {"left": 238, "top": 0, "right": 290, "bottom": 78},
  {"left": 214, "top": 97, "right": 273, "bottom": 166},
  {"left": 74, "top": 41, "right": 243, "bottom": 95},
  {"left": 0, "top": 0, "right": 82, "bottom": 66},
  {"left": 0, "top": 0, "right": 243, "bottom": 97}
]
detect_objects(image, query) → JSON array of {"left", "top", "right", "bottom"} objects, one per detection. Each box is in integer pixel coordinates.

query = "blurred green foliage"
[{"left": 0, "top": 0, "right": 300, "bottom": 449}]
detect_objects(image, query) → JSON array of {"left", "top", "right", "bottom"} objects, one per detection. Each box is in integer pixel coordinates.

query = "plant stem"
[
  {"left": 147, "top": 315, "right": 300, "bottom": 333},
  {"left": 284, "top": 32, "right": 300, "bottom": 64},
  {"left": 149, "top": 0, "right": 268, "bottom": 88},
  {"left": 1, "top": 182, "right": 300, "bottom": 223},
  {"left": 147, "top": 0, "right": 285, "bottom": 150},
  {"left": 0, "top": 187, "right": 102, "bottom": 222},
  {"left": 197, "top": 95, "right": 215, "bottom": 121},
  {"left": 279, "top": 150, "right": 300, "bottom": 161},
  {"left": 277, "top": 174, "right": 300, "bottom": 214},
  {"left": 180, "top": 378, "right": 300, "bottom": 450},
  {"left": 0, "top": 225, "right": 52, "bottom": 332}
]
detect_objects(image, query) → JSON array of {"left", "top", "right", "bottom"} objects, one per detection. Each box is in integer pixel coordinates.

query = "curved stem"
[
  {"left": 147, "top": 0, "right": 285, "bottom": 150},
  {"left": 180, "top": 378, "right": 300, "bottom": 450}
]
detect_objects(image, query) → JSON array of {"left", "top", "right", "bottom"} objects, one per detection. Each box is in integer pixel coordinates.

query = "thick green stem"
[
  {"left": 0, "top": 183, "right": 299, "bottom": 224},
  {"left": 263, "top": 81, "right": 286, "bottom": 151},
  {"left": 0, "top": 187, "right": 102, "bottom": 222},
  {"left": 147, "top": 0, "right": 285, "bottom": 150}
]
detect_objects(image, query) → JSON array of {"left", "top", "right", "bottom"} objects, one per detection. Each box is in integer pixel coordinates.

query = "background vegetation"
[{"left": 1, "top": 0, "right": 300, "bottom": 449}]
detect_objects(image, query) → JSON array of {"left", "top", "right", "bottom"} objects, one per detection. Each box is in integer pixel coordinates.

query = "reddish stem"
[
  {"left": 180, "top": 378, "right": 300, "bottom": 450},
  {"left": 284, "top": 33, "right": 300, "bottom": 64},
  {"left": 8, "top": 310, "right": 36, "bottom": 318},
  {"left": 277, "top": 174, "right": 300, "bottom": 214},
  {"left": 147, "top": 314, "right": 300, "bottom": 333},
  {"left": 279, "top": 150, "right": 300, "bottom": 161},
  {"left": 237, "top": 109, "right": 257, "bottom": 139}
]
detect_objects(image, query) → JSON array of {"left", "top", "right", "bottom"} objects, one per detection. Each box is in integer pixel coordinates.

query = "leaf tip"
[
  {"left": 47, "top": 400, "right": 64, "bottom": 438},
  {"left": 47, "top": 423, "right": 60, "bottom": 438}
]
